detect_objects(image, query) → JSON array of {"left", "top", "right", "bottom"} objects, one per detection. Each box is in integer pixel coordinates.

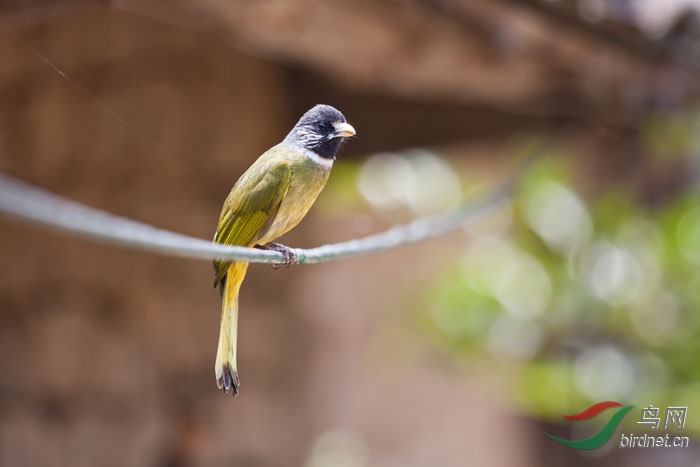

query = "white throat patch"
[{"left": 287, "top": 143, "right": 334, "bottom": 168}]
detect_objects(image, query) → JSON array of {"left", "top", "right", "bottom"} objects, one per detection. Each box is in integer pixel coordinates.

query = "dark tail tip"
[{"left": 216, "top": 364, "right": 239, "bottom": 397}]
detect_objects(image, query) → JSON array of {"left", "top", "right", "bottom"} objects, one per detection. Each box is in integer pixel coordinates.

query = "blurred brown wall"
[
  {"left": 2, "top": 3, "right": 699, "bottom": 467},
  {"left": 0, "top": 5, "right": 533, "bottom": 467}
]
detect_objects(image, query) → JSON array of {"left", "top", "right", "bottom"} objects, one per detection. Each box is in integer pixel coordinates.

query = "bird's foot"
[
  {"left": 216, "top": 363, "right": 239, "bottom": 397},
  {"left": 256, "top": 242, "right": 296, "bottom": 269}
]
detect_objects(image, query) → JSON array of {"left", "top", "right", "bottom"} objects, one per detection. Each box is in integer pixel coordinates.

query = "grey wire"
[
  {"left": 0, "top": 174, "right": 279, "bottom": 263},
  {"left": 0, "top": 157, "right": 529, "bottom": 265}
]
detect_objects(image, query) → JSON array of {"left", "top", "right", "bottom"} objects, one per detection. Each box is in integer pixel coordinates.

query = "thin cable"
[
  {"left": 0, "top": 20, "right": 225, "bottom": 196},
  {"left": 0, "top": 21, "right": 157, "bottom": 148},
  {"left": 0, "top": 173, "right": 280, "bottom": 262},
  {"left": 0, "top": 153, "right": 534, "bottom": 264}
]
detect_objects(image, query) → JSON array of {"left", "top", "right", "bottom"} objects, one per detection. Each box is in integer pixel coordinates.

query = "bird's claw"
[{"left": 256, "top": 242, "right": 296, "bottom": 269}]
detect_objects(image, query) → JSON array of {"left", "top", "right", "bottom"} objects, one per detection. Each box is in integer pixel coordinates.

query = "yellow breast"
[{"left": 256, "top": 157, "right": 331, "bottom": 244}]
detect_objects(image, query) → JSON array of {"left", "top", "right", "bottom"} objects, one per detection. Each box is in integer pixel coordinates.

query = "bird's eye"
[{"left": 318, "top": 122, "right": 331, "bottom": 132}]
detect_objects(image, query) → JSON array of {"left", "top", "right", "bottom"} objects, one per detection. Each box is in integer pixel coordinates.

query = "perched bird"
[{"left": 213, "top": 104, "right": 356, "bottom": 396}]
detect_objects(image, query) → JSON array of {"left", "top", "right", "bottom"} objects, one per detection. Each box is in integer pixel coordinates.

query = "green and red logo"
[{"left": 545, "top": 401, "right": 634, "bottom": 450}]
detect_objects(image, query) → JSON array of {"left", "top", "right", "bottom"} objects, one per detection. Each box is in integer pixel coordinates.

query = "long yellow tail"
[{"left": 215, "top": 261, "right": 249, "bottom": 396}]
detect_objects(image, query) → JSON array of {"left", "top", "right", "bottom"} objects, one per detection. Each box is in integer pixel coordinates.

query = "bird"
[{"left": 212, "top": 104, "right": 356, "bottom": 396}]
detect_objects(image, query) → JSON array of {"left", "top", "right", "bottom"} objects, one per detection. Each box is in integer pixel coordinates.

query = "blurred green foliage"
[
  {"left": 325, "top": 109, "right": 700, "bottom": 431},
  {"left": 420, "top": 113, "right": 700, "bottom": 431}
]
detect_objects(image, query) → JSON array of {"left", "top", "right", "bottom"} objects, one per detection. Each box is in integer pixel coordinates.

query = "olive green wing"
[{"left": 213, "top": 162, "right": 291, "bottom": 287}]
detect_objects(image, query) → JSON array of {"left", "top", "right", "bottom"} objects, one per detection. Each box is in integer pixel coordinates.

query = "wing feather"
[{"left": 213, "top": 161, "right": 291, "bottom": 287}]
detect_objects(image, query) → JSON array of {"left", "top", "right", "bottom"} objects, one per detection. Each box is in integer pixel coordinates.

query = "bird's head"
[{"left": 283, "top": 104, "right": 356, "bottom": 161}]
